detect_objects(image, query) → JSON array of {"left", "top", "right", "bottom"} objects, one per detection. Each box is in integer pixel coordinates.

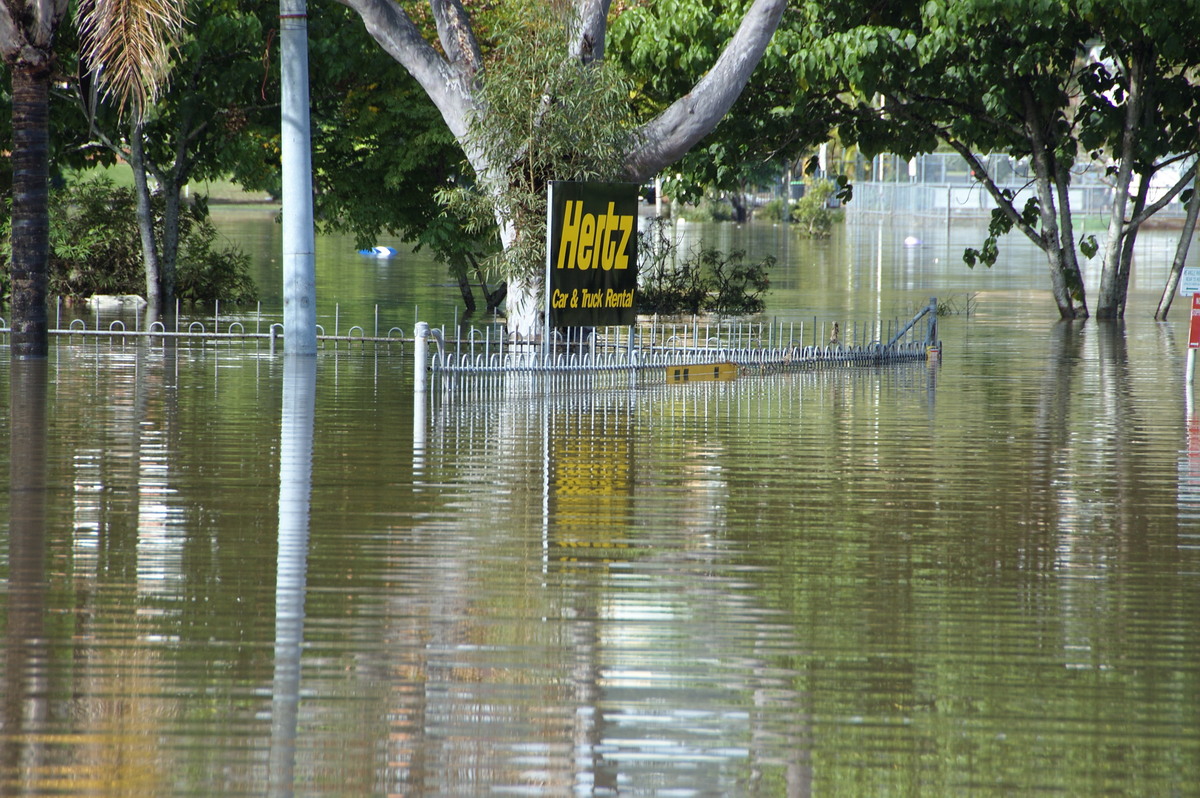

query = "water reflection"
[
  {"left": 2, "top": 360, "right": 49, "bottom": 789},
  {"left": 270, "top": 354, "right": 317, "bottom": 797},
  {"left": 3, "top": 214, "right": 1200, "bottom": 794},
  {"left": 402, "top": 377, "right": 837, "bottom": 794}
]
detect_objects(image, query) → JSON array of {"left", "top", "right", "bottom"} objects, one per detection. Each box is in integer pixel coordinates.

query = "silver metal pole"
[
  {"left": 414, "top": 321, "right": 429, "bottom": 395},
  {"left": 280, "top": 0, "right": 317, "bottom": 355}
]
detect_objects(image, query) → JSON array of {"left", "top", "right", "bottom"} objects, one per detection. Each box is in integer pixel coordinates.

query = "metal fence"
[
  {"left": 414, "top": 299, "right": 942, "bottom": 398},
  {"left": 845, "top": 151, "right": 1190, "bottom": 221},
  {"left": 849, "top": 180, "right": 1117, "bottom": 219},
  {"left": 0, "top": 300, "right": 409, "bottom": 354}
]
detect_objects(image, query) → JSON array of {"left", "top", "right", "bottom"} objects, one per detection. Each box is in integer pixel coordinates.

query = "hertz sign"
[{"left": 546, "top": 181, "right": 639, "bottom": 327}]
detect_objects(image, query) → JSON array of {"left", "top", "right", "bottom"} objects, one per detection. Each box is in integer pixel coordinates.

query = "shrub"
[
  {"left": 699, "top": 247, "right": 772, "bottom": 315},
  {"left": 176, "top": 221, "right": 257, "bottom": 304},
  {"left": 1, "top": 174, "right": 256, "bottom": 305},
  {"left": 755, "top": 198, "right": 791, "bottom": 222},
  {"left": 792, "top": 178, "right": 837, "bottom": 237},
  {"left": 677, "top": 194, "right": 737, "bottom": 222},
  {"left": 636, "top": 217, "right": 771, "bottom": 316}
]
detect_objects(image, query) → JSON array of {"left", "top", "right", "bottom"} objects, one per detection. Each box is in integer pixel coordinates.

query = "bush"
[
  {"left": 47, "top": 177, "right": 144, "bottom": 297},
  {"left": 699, "top": 247, "right": 772, "bottom": 314},
  {"left": 792, "top": 178, "right": 837, "bottom": 237},
  {"left": 677, "top": 194, "right": 737, "bottom": 222},
  {"left": 176, "top": 221, "right": 257, "bottom": 304},
  {"left": 1, "top": 174, "right": 256, "bottom": 305},
  {"left": 636, "top": 218, "right": 771, "bottom": 316},
  {"left": 755, "top": 198, "right": 791, "bottom": 222}
]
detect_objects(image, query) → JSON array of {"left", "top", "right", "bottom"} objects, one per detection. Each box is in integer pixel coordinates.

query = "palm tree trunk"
[{"left": 9, "top": 61, "right": 51, "bottom": 359}]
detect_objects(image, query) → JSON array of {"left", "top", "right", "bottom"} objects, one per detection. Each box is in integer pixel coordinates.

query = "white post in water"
[
  {"left": 414, "top": 322, "right": 429, "bottom": 395},
  {"left": 280, "top": 0, "right": 317, "bottom": 355}
]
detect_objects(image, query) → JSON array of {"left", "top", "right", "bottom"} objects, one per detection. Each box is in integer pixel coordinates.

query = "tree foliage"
[
  {"left": 609, "top": 0, "right": 838, "bottom": 206},
  {"left": 786, "top": 0, "right": 1200, "bottom": 319},
  {"left": 0, "top": 174, "right": 256, "bottom": 302},
  {"left": 437, "top": 4, "right": 633, "bottom": 285},
  {"left": 337, "top": 0, "right": 789, "bottom": 336}
]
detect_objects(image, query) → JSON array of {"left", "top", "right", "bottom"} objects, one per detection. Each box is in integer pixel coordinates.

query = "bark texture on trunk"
[{"left": 9, "top": 62, "right": 51, "bottom": 358}]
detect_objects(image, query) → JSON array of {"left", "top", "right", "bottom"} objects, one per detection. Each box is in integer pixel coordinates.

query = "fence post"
[
  {"left": 414, "top": 321, "right": 429, "bottom": 395},
  {"left": 926, "top": 297, "right": 938, "bottom": 345}
]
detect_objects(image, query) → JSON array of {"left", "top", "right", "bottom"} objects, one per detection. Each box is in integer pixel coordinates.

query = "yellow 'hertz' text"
[{"left": 556, "top": 200, "right": 634, "bottom": 271}]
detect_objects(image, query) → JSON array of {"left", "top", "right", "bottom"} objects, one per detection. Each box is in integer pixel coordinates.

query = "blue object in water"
[{"left": 358, "top": 246, "right": 397, "bottom": 257}]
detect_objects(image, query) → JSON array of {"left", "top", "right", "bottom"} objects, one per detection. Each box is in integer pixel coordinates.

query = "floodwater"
[{"left": 2, "top": 211, "right": 1199, "bottom": 796}]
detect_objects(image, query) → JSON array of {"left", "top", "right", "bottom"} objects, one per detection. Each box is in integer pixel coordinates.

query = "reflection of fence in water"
[{"left": 429, "top": 361, "right": 938, "bottom": 445}]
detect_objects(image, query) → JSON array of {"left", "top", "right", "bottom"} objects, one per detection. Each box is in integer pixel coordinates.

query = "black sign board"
[{"left": 545, "top": 181, "right": 639, "bottom": 327}]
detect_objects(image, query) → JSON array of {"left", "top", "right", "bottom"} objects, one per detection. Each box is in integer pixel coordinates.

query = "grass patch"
[{"left": 67, "top": 164, "right": 276, "bottom": 204}]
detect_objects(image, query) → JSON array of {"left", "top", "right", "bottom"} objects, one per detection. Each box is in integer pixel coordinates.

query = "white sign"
[{"left": 1181, "top": 267, "right": 1200, "bottom": 296}]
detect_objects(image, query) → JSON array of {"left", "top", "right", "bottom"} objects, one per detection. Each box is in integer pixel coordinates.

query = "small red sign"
[{"left": 1191, "top": 294, "right": 1200, "bottom": 349}]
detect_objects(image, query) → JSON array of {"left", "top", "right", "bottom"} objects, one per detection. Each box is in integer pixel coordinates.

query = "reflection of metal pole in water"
[
  {"left": 413, "top": 322, "right": 429, "bottom": 479},
  {"left": 1188, "top": 348, "right": 1195, "bottom": 411},
  {"left": 3, "top": 361, "right": 49, "bottom": 787},
  {"left": 269, "top": 354, "right": 317, "bottom": 797}
]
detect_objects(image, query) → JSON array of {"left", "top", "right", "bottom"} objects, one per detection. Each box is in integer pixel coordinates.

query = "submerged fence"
[
  {"left": 0, "top": 300, "right": 409, "bottom": 354},
  {"left": 3, "top": 298, "right": 943, "bottom": 391},
  {"left": 415, "top": 298, "right": 942, "bottom": 397}
]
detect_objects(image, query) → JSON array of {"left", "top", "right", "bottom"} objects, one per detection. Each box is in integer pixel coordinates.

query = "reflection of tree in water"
[
  {"left": 1, "top": 345, "right": 276, "bottom": 793},
  {"left": 3, "top": 361, "right": 50, "bottom": 790},
  {"left": 378, "top": 381, "right": 813, "bottom": 794}
]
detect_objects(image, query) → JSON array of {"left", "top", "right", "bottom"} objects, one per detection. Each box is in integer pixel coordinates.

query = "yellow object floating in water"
[{"left": 667, "top": 362, "right": 740, "bottom": 383}]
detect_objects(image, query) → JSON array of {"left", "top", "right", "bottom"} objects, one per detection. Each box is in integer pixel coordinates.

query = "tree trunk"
[
  {"left": 1155, "top": 169, "right": 1200, "bottom": 320},
  {"left": 451, "top": 257, "right": 477, "bottom": 314},
  {"left": 1096, "top": 53, "right": 1146, "bottom": 319},
  {"left": 9, "top": 62, "right": 51, "bottom": 359},
  {"left": 1053, "top": 157, "right": 1088, "bottom": 314},
  {"left": 1114, "top": 175, "right": 1149, "bottom": 319},
  {"left": 948, "top": 94, "right": 1086, "bottom": 320},
  {"left": 130, "top": 119, "right": 163, "bottom": 314},
  {"left": 160, "top": 178, "right": 182, "bottom": 306},
  {"left": 1029, "top": 146, "right": 1083, "bottom": 319},
  {"left": 466, "top": 252, "right": 506, "bottom": 313},
  {"left": 568, "top": 0, "right": 612, "bottom": 63},
  {"left": 156, "top": 107, "right": 199, "bottom": 309},
  {"left": 729, "top": 190, "right": 748, "bottom": 224}
]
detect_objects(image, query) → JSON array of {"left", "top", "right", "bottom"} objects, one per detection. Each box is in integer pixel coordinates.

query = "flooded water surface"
[{"left": 2, "top": 215, "right": 1199, "bottom": 796}]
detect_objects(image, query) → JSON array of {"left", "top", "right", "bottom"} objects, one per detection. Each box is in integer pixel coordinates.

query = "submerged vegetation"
[
  {"left": 636, "top": 217, "right": 772, "bottom": 316},
  {"left": 754, "top": 178, "right": 844, "bottom": 237}
]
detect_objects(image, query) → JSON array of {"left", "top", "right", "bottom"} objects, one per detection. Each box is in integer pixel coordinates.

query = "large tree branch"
[
  {"left": 336, "top": 0, "right": 476, "bottom": 139},
  {"left": 569, "top": 0, "right": 611, "bottom": 63},
  {"left": 1129, "top": 161, "right": 1197, "bottom": 228},
  {"left": 429, "top": 0, "right": 481, "bottom": 75},
  {"left": 0, "top": 3, "right": 20, "bottom": 58},
  {"left": 0, "top": 0, "right": 68, "bottom": 63},
  {"left": 618, "top": 0, "right": 786, "bottom": 182}
]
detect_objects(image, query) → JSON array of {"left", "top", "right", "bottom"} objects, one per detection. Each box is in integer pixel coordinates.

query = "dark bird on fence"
[{"left": 829, "top": 322, "right": 840, "bottom": 346}]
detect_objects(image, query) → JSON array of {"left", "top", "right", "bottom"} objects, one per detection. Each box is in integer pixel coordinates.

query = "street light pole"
[{"left": 280, "top": 0, "right": 317, "bottom": 355}]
